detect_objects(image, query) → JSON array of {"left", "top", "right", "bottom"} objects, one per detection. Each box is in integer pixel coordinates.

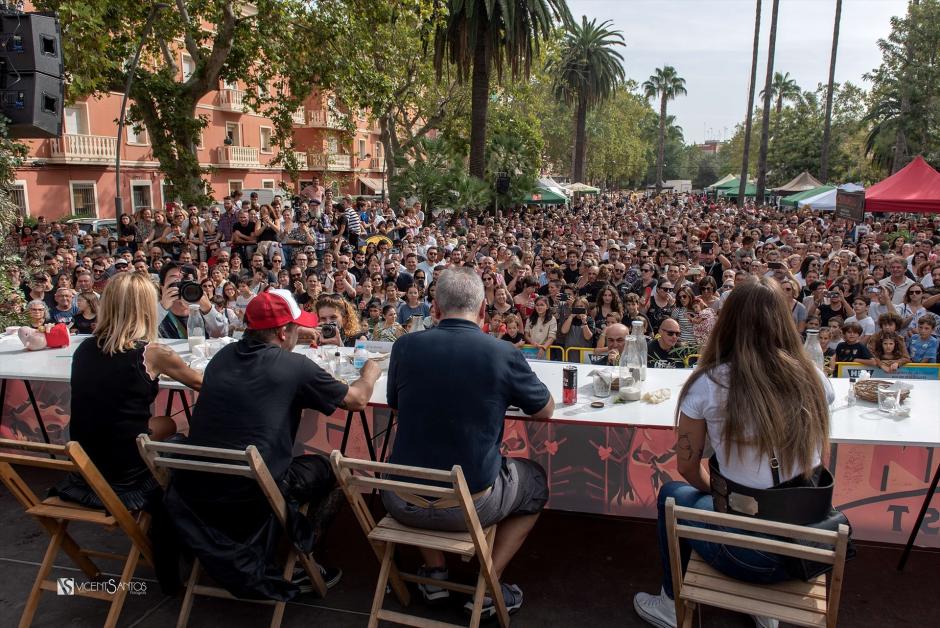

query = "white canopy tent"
[
  {"left": 538, "top": 177, "right": 570, "bottom": 198},
  {"left": 797, "top": 183, "right": 865, "bottom": 211}
]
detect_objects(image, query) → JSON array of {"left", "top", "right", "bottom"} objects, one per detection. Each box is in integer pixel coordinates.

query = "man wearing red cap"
[{"left": 165, "top": 288, "right": 380, "bottom": 598}]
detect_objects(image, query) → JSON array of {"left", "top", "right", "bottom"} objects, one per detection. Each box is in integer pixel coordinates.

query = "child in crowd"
[
  {"left": 872, "top": 331, "right": 910, "bottom": 373},
  {"left": 484, "top": 310, "right": 507, "bottom": 338},
  {"left": 834, "top": 321, "right": 876, "bottom": 366},
  {"left": 907, "top": 316, "right": 939, "bottom": 363},
  {"left": 826, "top": 316, "right": 843, "bottom": 352},
  {"left": 688, "top": 297, "right": 716, "bottom": 348},
  {"left": 844, "top": 296, "right": 877, "bottom": 342},
  {"left": 867, "top": 312, "right": 910, "bottom": 361},
  {"left": 817, "top": 327, "right": 837, "bottom": 376},
  {"left": 500, "top": 314, "right": 526, "bottom": 348},
  {"left": 234, "top": 278, "right": 254, "bottom": 318}
]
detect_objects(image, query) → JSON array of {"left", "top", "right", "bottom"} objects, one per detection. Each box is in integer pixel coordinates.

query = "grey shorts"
[{"left": 382, "top": 457, "right": 548, "bottom": 531}]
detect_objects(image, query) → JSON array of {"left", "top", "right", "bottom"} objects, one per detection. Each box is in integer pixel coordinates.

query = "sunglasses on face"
[{"left": 662, "top": 330, "right": 680, "bottom": 337}]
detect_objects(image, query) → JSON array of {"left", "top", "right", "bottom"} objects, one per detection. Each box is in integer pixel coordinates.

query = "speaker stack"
[{"left": 1, "top": 11, "right": 64, "bottom": 138}]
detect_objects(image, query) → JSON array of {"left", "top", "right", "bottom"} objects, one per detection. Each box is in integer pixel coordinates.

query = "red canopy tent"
[{"left": 865, "top": 155, "right": 940, "bottom": 213}]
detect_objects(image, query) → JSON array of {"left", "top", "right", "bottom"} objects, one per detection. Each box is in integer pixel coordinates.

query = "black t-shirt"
[
  {"left": 562, "top": 265, "right": 581, "bottom": 285},
  {"left": 72, "top": 314, "right": 97, "bottom": 335},
  {"left": 70, "top": 339, "right": 158, "bottom": 483},
  {"left": 500, "top": 331, "right": 525, "bottom": 344},
  {"left": 817, "top": 303, "right": 848, "bottom": 327},
  {"left": 834, "top": 342, "right": 872, "bottom": 363},
  {"left": 182, "top": 338, "right": 348, "bottom": 500},
  {"left": 647, "top": 340, "right": 683, "bottom": 368},
  {"left": 232, "top": 221, "right": 257, "bottom": 245},
  {"left": 388, "top": 319, "right": 550, "bottom": 492}
]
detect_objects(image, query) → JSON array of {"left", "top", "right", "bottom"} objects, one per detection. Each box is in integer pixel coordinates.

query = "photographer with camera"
[
  {"left": 315, "top": 294, "right": 367, "bottom": 347},
  {"left": 158, "top": 262, "right": 228, "bottom": 339}
]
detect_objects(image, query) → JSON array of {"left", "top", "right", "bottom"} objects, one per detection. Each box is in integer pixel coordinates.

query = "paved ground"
[{"left": 1, "top": 467, "right": 938, "bottom": 627}]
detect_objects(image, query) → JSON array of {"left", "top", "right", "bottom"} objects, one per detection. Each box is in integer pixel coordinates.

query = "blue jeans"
[{"left": 657, "top": 481, "right": 790, "bottom": 599}]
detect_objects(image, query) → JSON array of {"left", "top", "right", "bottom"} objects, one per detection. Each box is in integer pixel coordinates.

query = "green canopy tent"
[
  {"left": 714, "top": 177, "right": 757, "bottom": 197},
  {"left": 780, "top": 185, "right": 835, "bottom": 207},
  {"left": 707, "top": 173, "right": 737, "bottom": 189},
  {"left": 524, "top": 186, "right": 568, "bottom": 205}
]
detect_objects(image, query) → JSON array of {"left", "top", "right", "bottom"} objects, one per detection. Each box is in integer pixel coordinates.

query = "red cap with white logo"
[{"left": 244, "top": 289, "right": 318, "bottom": 330}]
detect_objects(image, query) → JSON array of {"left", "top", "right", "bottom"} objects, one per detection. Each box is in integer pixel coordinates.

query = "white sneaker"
[
  {"left": 633, "top": 588, "right": 677, "bottom": 628},
  {"left": 752, "top": 615, "right": 779, "bottom": 628}
]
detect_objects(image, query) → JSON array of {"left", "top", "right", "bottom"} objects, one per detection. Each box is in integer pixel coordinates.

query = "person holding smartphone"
[{"left": 559, "top": 297, "right": 595, "bottom": 348}]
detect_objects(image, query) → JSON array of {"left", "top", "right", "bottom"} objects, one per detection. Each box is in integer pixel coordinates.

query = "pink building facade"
[{"left": 11, "top": 80, "right": 386, "bottom": 220}]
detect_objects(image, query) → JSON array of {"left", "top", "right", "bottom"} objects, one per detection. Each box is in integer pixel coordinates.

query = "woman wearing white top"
[{"left": 634, "top": 277, "right": 835, "bottom": 628}]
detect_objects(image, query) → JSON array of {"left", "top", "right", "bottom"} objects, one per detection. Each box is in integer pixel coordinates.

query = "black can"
[{"left": 562, "top": 366, "right": 578, "bottom": 405}]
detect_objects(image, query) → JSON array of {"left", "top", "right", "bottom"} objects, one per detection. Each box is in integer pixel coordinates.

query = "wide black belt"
[{"left": 709, "top": 455, "right": 833, "bottom": 525}]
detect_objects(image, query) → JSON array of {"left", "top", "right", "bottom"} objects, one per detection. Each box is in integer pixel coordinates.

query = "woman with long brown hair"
[
  {"left": 634, "top": 277, "right": 834, "bottom": 628},
  {"left": 57, "top": 272, "right": 202, "bottom": 510}
]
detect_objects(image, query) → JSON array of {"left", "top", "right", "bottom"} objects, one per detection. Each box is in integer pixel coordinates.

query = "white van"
[{"left": 240, "top": 188, "right": 290, "bottom": 207}]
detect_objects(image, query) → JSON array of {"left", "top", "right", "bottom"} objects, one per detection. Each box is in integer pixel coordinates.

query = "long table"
[
  {"left": 2, "top": 333, "right": 939, "bottom": 559},
  {"left": 3, "top": 335, "right": 937, "bottom": 446}
]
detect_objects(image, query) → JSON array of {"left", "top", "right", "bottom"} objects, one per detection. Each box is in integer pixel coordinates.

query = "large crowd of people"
[
  {"left": 6, "top": 188, "right": 940, "bottom": 626},
  {"left": 10, "top": 188, "right": 940, "bottom": 365}
]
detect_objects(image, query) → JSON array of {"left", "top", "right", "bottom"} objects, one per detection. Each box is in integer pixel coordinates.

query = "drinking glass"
[{"left": 592, "top": 370, "right": 612, "bottom": 398}]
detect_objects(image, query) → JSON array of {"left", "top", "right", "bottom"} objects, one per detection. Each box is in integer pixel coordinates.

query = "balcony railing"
[
  {"left": 307, "top": 109, "right": 343, "bottom": 128},
  {"left": 291, "top": 108, "right": 306, "bottom": 125},
  {"left": 49, "top": 134, "right": 118, "bottom": 163},
  {"left": 218, "top": 88, "right": 246, "bottom": 112},
  {"left": 308, "top": 152, "right": 352, "bottom": 170},
  {"left": 293, "top": 151, "right": 308, "bottom": 170},
  {"left": 216, "top": 145, "right": 259, "bottom": 167},
  {"left": 329, "top": 153, "right": 351, "bottom": 169},
  {"left": 369, "top": 157, "right": 385, "bottom": 171}
]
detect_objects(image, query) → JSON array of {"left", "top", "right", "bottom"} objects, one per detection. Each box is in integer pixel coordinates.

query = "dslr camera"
[
  {"left": 320, "top": 322, "right": 338, "bottom": 339},
  {"left": 171, "top": 264, "right": 202, "bottom": 303}
]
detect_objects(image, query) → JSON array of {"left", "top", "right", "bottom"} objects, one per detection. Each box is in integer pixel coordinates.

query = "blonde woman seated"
[
  {"left": 633, "top": 277, "right": 835, "bottom": 628},
  {"left": 56, "top": 272, "right": 203, "bottom": 510}
]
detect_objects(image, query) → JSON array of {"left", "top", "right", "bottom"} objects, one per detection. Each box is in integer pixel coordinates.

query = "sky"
[{"left": 565, "top": 0, "right": 910, "bottom": 144}]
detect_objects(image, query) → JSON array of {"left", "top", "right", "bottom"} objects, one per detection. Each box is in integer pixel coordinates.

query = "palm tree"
[
  {"left": 739, "top": 0, "right": 762, "bottom": 203},
  {"left": 761, "top": 71, "right": 801, "bottom": 115},
  {"left": 756, "top": 0, "right": 780, "bottom": 204},
  {"left": 819, "top": 0, "right": 842, "bottom": 182},
  {"left": 643, "top": 66, "right": 687, "bottom": 192},
  {"left": 432, "top": 0, "right": 572, "bottom": 180},
  {"left": 549, "top": 16, "right": 625, "bottom": 184}
]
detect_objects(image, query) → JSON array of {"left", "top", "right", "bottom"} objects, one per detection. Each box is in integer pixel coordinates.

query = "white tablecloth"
[{"left": 2, "top": 333, "right": 938, "bottom": 447}]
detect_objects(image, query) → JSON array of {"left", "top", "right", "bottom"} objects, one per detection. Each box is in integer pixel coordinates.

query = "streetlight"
[{"left": 115, "top": 3, "right": 169, "bottom": 219}]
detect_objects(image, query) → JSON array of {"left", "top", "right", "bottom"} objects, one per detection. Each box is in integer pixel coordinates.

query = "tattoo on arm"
[{"left": 677, "top": 432, "right": 703, "bottom": 462}]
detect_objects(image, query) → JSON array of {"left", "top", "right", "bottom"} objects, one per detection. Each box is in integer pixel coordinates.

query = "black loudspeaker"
[
  {"left": 1, "top": 13, "right": 63, "bottom": 77},
  {"left": 0, "top": 12, "right": 63, "bottom": 138},
  {"left": 0, "top": 69, "right": 63, "bottom": 138},
  {"left": 495, "top": 173, "right": 511, "bottom": 195}
]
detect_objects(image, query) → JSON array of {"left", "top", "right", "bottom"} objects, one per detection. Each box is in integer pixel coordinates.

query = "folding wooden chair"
[
  {"left": 136, "top": 434, "right": 327, "bottom": 628},
  {"left": 0, "top": 438, "right": 154, "bottom": 628},
  {"left": 330, "top": 450, "right": 510, "bottom": 628},
  {"left": 665, "top": 497, "right": 850, "bottom": 628}
]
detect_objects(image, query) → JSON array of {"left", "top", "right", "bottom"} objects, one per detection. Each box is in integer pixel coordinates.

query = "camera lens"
[{"left": 178, "top": 281, "right": 203, "bottom": 303}]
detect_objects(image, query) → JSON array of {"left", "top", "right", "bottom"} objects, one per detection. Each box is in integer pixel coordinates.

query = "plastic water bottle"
[
  {"left": 353, "top": 340, "right": 367, "bottom": 370},
  {"left": 804, "top": 329, "right": 825, "bottom": 371},
  {"left": 631, "top": 321, "right": 647, "bottom": 381},
  {"left": 846, "top": 377, "right": 857, "bottom": 407}
]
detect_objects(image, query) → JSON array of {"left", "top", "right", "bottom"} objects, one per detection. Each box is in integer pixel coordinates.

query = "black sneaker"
[
  {"left": 292, "top": 564, "right": 342, "bottom": 593},
  {"left": 463, "top": 582, "right": 523, "bottom": 619}
]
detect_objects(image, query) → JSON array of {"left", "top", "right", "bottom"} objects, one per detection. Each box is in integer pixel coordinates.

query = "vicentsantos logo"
[{"left": 56, "top": 577, "right": 147, "bottom": 596}]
